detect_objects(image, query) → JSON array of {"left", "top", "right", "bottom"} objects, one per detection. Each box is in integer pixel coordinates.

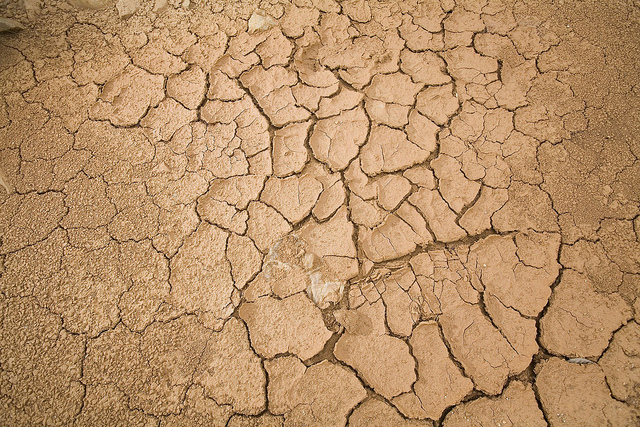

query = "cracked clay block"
[
  {"left": 239, "top": 293, "right": 333, "bottom": 360},
  {"left": 395, "top": 321, "right": 473, "bottom": 420},
  {"left": 443, "top": 381, "right": 546, "bottom": 426},
  {"left": 334, "top": 300, "right": 417, "bottom": 399},
  {"left": 536, "top": 358, "right": 638, "bottom": 426}
]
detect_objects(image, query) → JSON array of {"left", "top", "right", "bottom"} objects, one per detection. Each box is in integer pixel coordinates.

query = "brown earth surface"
[{"left": 1, "top": 0, "right": 639, "bottom": 425}]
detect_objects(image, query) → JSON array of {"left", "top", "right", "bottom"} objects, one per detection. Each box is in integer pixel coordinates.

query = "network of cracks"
[{"left": 0, "top": 0, "right": 639, "bottom": 425}]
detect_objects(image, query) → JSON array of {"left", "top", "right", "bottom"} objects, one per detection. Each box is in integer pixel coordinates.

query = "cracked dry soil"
[{"left": 0, "top": 0, "right": 639, "bottom": 425}]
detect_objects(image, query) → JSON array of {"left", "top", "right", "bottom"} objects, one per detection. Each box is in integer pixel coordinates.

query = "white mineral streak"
[
  {"left": 0, "top": 166, "right": 11, "bottom": 193},
  {"left": 0, "top": 17, "right": 24, "bottom": 32},
  {"left": 248, "top": 9, "right": 277, "bottom": 34},
  {"left": 265, "top": 235, "right": 345, "bottom": 308},
  {"left": 116, "top": 0, "right": 141, "bottom": 18},
  {"left": 67, "top": 0, "right": 114, "bottom": 10}
]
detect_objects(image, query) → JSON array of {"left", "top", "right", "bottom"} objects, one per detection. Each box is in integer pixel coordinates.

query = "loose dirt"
[{"left": 0, "top": 0, "right": 639, "bottom": 425}]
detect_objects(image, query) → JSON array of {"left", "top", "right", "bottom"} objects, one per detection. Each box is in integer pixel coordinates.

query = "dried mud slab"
[
  {"left": 539, "top": 269, "right": 633, "bottom": 358},
  {"left": 350, "top": 398, "right": 433, "bottom": 427},
  {"left": 310, "top": 106, "right": 369, "bottom": 171},
  {"left": 394, "top": 321, "right": 473, "bottom": 420},
  {"left": 83, "top": 316, "right": 266, "bottom": 416},
  {"left": 1, "top": 0, "right": 640, "bottom": 425},
  {"left": 0, "top": 297, "right": 84, "bottom": 425},
  {"left": 239, "top": 293, "right": 333, "bottom": 360},
  {"left": 90, "top": 65, "right": 164, "bottom": 126},
  {"left": 599, "top": 322, "right": 640, "bottom": 403},
  {"left": 266, "top": 357, "right": 366, "bottom": 426},
  {"left": 169, "top": 223, "right": 236, "bottom": 325},
  {"left": 536, "top": 358, "right": 638, "bottom": 426},
  {"left": 334, "top": 300, "right": 417, "bottom": 399},
  {"left": 443, "top": 381, "right": 546, "bottom": 426}
]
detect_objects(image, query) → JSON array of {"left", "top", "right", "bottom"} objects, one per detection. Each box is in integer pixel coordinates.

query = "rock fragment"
[
  {"left": 0, "top": 17, "right": 24, "bottom": 32},
  {"left": 263, "top": 235, "right": 346, "bottom": 308},
  {"left": 248, "top": 10, "right": 277, "bottom": 34},
  {"left": 116, "top": 0, "right": 141, "bottom": 18}
]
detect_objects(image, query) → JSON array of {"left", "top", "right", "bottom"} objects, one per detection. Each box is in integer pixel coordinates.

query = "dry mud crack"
[{"left": 0, "top": 0, "right": 639, "bottom": 425}]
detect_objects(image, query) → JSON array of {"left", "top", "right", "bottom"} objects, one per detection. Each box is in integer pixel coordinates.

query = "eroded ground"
[{"left": 0, "top": 0, "right": 639, "bottom": 425}]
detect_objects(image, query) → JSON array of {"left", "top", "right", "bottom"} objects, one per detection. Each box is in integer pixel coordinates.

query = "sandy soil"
[{"left": 0, "top": 0, "right": 639, "bottom": 425}]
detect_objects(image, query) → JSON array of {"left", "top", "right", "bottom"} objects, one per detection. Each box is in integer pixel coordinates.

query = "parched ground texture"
[{"left": 1, "top": 0, "right": 640, "bottom": 425}]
